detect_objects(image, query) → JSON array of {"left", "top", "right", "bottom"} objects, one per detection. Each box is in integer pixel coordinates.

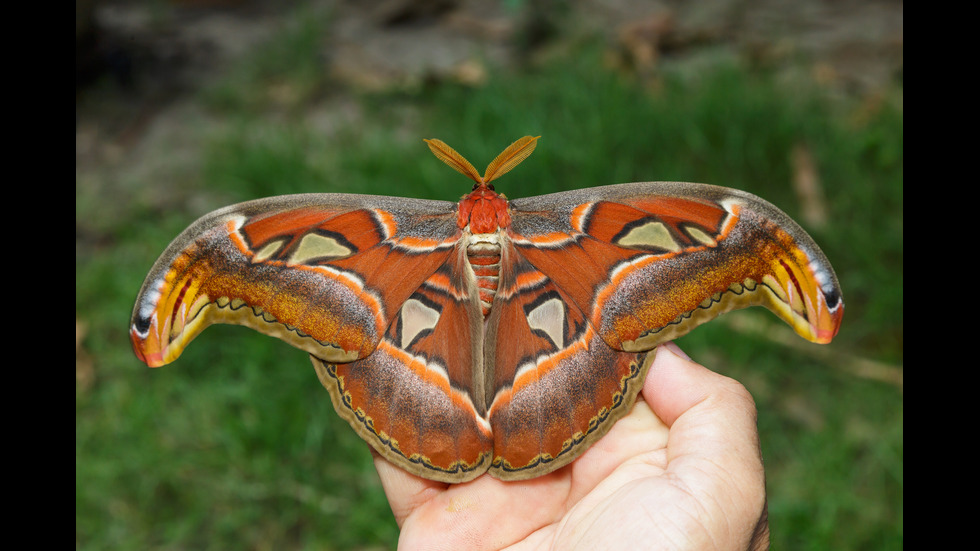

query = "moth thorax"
[{"left": 466, "top": 235, "right": 501, "bottom": 317}]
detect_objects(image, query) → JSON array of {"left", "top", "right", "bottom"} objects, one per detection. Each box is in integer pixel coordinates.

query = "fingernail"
[{"left": 662, "top": 341, "right": 691, "bottom": 360}]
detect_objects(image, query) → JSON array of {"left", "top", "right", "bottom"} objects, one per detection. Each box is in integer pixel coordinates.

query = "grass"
[{"left": 76, "top": 13, "right": 902, "bottom": 551}]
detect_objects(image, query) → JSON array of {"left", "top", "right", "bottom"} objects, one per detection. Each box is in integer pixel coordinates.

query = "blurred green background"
[{"left": 76, "top": 1, "right": 902, "bottom": 549}]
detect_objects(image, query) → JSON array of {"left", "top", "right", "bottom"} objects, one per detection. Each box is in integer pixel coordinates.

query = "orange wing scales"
[
  {"left": 311, "top": 249, "right": 495, "bottom": 480},
  {"left": 131, "top": 137, "right": 843, "bottom": 483},
  {"left": 482, "top": 244, "right": 650, "bottom": 478}
]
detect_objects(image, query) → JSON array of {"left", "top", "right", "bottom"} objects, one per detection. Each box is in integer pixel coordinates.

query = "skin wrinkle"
[
  {"left": 698, "top": 453, "right": 765, "bottom": 546},
  {"left": 648, "top": 350, "right": 765, "bottom": 550},
  {"left": 508, "top": 523, "right": 554, "bottom": 550},
  {"left": 679, "top": 435, "right": 762, "bottom": 546},
  {"left": 375, "top": 455, "right": 443, "bottom": 522},
  {"left": 563, "top": 501, "right": 605, "bottom": 549},
  {"left": 657, "top": 472, "right": 715, "bottom": 549},
  {"left": 698, "top": 399, "right": 765, "bottom": 549},
  {"left": 698, "top": 385, "right": 766, "bottom": 547}
]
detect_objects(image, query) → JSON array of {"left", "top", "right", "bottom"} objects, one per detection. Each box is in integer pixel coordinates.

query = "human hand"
[{"left": 374, "top": 343, "right": 770, "bottom": 550}]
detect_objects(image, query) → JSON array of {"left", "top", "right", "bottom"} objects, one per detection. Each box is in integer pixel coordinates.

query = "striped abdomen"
[{"left": 466, "top": 235, "right": 501, "bottom": 317}]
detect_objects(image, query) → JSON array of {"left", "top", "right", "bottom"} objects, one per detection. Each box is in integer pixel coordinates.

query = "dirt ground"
[
  {"left": 76, "top": 0, "right": 902, "bottom": 271},
  {"left": 76, "top": 0, "right": 902, "bottom": 154}
]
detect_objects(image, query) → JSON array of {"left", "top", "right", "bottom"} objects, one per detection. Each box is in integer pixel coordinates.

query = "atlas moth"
[{"left": 131, "top": 135, "right": 843, "bottom": 483}]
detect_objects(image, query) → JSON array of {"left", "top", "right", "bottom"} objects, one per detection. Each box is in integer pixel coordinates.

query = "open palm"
[{"left": 374, "top": 344, "right": 770, "bottom": 551}]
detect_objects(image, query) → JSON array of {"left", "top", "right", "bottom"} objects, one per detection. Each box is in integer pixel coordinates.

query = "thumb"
[{"left": 642, "top": 343, "right": 770, "bottom": 549}]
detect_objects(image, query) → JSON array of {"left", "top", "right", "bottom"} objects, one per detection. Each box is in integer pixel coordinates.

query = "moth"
[{"left": 131, "top": 136, "right": 843, "bottom": 483}]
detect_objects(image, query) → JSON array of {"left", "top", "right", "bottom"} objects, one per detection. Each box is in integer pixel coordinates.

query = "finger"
[
  {"left": 642, "top": 342, "right": 763, "bottom": 470},
  {"left": 395, "top": 471, "right": 570, "bottom": 550},
  {"left": 565, "top": 392, "right": 669, "bottom": 494},
  {"left": 642, "top": 342, "right": 754, "bottom": 424},
  {"left": 374, "top": 448, "right": 572, "bottom": 549},
  {"left": 373, "top": 452, "right": 448, "bottom": 527},
  {"left": 642, "top": 343, "right": 769, "bottom": 549}
]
